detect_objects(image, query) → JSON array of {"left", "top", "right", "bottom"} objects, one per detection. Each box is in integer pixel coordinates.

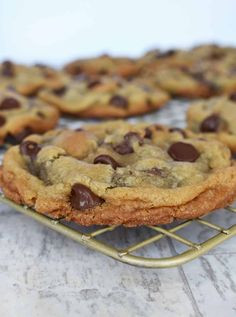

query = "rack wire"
[{"left": 0, "top": 194, "right": 236, "bottom": 268}]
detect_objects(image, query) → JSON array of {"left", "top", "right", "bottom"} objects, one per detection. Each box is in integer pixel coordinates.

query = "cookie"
[
  {"left": 189, "top": 43, "right": 236, "bottom": 61},
  {"left": 0, "top": 88, "right": 59, "bottom": 145},
  {"left": 139, "top": 48, "right": 193, "bottom": 72},
  {"left": 187, "top": 96, "right": 236, "bottom": 152},
  {"left": 1, "top": 121, "right": 236, "bottom": 227},
  {"left": 64, "top": 54, "right": 139, "bottom": 78},
  {"left": 38, "top": 76, "right": 169, "bottom": 118},
  {"left": 151, "top": 67, "right": 214, "bottom": 98},
  {"left": 188, "top": 53, "right": 236, "bottom": 95},
  {"left": 139, "top": 44, "right": 236, "bottom": 98},
  {"left": 0, "top": 60, "right": 68, "bottom": 96}
]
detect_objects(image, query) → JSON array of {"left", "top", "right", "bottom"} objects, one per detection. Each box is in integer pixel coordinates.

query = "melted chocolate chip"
[
  {"left": 53, "top": 86, "right": 67, "bottom": 96},
  {"left": 157, "top": 49, "right": 176, "bottom": 58},
  {"left": 168, "top": 142, "right": 200, "bottom": 162},
  {"left": 169, "top": 127, "right": 187, "bottom": 138},
  {"left": 200, "top": 114, "right": 221, "bottom": 132},
  {"left": 144, "top": 127, "right": 152, "bottom": 139},
  {"left": 20, "top": 140, "right": 41, "bottom": 159},
  {"left": 229, "top": 93, "right": 236, "bottom": 102},
  {"left": 146, "top": 98, "right": 153, "bottom": 108},
  {"left": 4, "top": 127, "right": 33, "bottom": 145},
  {"left": 0, "top": 97, "right": 21, "bottom": 110},
  {"left": 36, "top": 111, "right": 45, "bottom": 118},
  {"left": 98, "top": 69, "right": 107, "bottom": 75},
  {"left": 109, "top": 95, "right": 128, "bottom": 109},
  {"left": 124, "top": 132, "right": 143, "bottom": 144},
  {"left": 114, "top": 132, "right": 143, "bottom": 155},
  {"left": 114, "top": 142, "right": 133, "bottom": 155},
  {"left": 71, "top": 65, "right": 83, "bottom": 76},
  {"left": 75, "top": 127, "right": 83, "bottom": 132},
  {"left": 87, "top": 79, "right": 101, "bottom": 89},
  {"left": 153, "top": 124, "right": 164, "bottom": 131},
  {"left": 70, "top": 183, "right": 104, "bottom": 210},
  {"left": 145, "top": 167, "right": 166, "bottom": 176},
  {"left": 191, "top": 73, "right": 219, "bottom": 93},
  {"left": 94, "top": 154, "right": 120, "bottom": 169},
  {"left": 2, "top": 60, "right": 14, "bottom": 77},
  {"left": 27, "top": 87, "right": 42, "bottom": 98},
  {"left": 0, "top": 115, "right": 6, "bottom": 127},
  {"left": 209, "top": 52, "right": 224, "bottom": 60}
]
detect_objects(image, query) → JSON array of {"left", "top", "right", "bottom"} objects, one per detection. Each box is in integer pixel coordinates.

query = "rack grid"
[{"left": 1, "top": 194, "right": 236, "bottom": 268}]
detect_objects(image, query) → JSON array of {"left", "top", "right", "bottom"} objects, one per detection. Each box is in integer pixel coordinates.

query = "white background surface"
[{"left": 1, "top": 0, "right": 236, "bottom": 66}]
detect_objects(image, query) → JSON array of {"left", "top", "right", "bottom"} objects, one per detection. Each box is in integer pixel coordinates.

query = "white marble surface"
[{"left": 0, "top": 101, "right": 236, "bottom": 317}]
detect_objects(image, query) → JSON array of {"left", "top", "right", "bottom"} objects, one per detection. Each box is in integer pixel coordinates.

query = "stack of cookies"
[{"left": 1, "top": 43, "right": 236, "bottom": 226}]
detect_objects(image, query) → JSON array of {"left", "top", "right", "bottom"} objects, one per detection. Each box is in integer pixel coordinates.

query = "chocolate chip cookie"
[
  {"left": 64, "top": 54, "right": 139, "bottom": 78},
  {"left": 139, "top": 48, "right": 193, "bottom": 73},
  {"left": 38, "top": 76, "right": 169, "bottom": 118},
  {"left": 152, "top": 67, "right": 213, "bottom": 98},
  {"left": 188, "top": 53, "right": 236, "bottom": 95},
  {"left": 1, "top": 121, "right": 236, "bottom": 226},
  {"left": 139, "top": 44, "right": 236, "bottom": 98},
  {"left": 0, "top": 88, "right": 59, "bottom": 145},
  {"left": 187, "top": 96, "right": 236, "bottom": 152},
  {"left": 0, "top": 60, "right": 68, "bottom": 96}
]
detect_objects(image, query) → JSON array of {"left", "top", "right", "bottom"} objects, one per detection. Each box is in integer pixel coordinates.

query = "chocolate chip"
[
  {"left": 0, "top": 97, "right": 21, "bottom": 110},
  {"left": 0, "top": 115, "right": 6, "bottom": 127},
  {"left": 87, "top": 79, "right": 101, "bottom": 89},
  {"left": 153, "top": 124, "right": 164, "bottom": 131},
  {"left": 36, "top": 111, "right": 45, "bottom": 118},
  {"left": 157, "top": 49, "right": 176, "bottom": 58},
  {"left": 4, "top": 127, "right": 33, "bottom": 145},
  {"left": 70, "top": 183, "right": 104, "bottom": 210},
  {"left": 144, "top": 127, "right": 152, "bottom": 139},
  {"left": 53, "top": 86, "right": 67, "bottom": 96},
  {"left": 20, "top": 140, "right": 41, "bottom": 158},
  {"left": 168, "top": 142, "right": 200, "bottom": 162},
  {"left": 109, "top": 95, "right": 128, "bottom": 109},
  {"left": 169, "top": 127, "right": 187, "bottom": 138},
  {"left": 200, "top": 114, "right": 221, "bottom": 132},
  {"left": 2, "top": 60, "right": 14, "bottom": 77},
  {"left": 229, "top": 93, "right": 236, "bottom": 102},
  {"left": 191, "top": 73, "right": 219, "bottom": 93},
  {"left": 98, "top": 69, "right": 107, "bottom": 75},
  {"left": 114, "top": 132, "right": 143, "bottom": 155},
  {"left": 209, "top": 52, "right": 224, "bottom": 60},
  {"left": 27, "top": 87, "right": 42, "bottom": 98},
  {"left": 124, "top": 132, "right": 143, "bottom": 144},
  {"left": 71, "top": 65, "right": 83, "bottom": 76},
  {"left": 75, "top": 127, "right": 83, "bottom": 132},
  {"left": 94, "top": 154, "right": 120, "bottom": 169},
  {"left": 146, "top": 98, "right": 153, "bottom": 108},
  {"left": 114, "top": 142, "right": 133, "bottom": 155},
  {"left": 145, "top": 167, "right": 166, "bottom": 176}
]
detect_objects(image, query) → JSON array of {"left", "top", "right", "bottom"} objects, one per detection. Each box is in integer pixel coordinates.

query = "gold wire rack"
[{"left": 0, "top": 194, "right": 236, "bottom": 268}]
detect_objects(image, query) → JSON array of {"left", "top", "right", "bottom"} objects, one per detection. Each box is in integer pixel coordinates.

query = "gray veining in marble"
[{"left": 0, "top": 100, "right": 236, "bottom": 317}]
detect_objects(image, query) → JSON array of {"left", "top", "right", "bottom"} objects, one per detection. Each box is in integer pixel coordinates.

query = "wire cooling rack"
[{"left": 1, "top": 194, "right": 236, "bottom": 268}]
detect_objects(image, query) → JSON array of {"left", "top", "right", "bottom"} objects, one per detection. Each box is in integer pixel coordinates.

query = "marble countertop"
[{"left": 0, "top": 101, "right": 236, "bottom": 317}]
